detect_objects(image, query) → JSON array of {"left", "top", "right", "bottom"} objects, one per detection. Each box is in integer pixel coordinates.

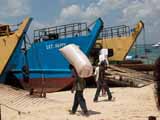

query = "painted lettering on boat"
[{"left": 46, "top": 43, "right": 66, "bottom": 50}]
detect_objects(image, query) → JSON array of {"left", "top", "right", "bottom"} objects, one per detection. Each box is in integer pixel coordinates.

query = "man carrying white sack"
[
  {"left": 69, "top": 65, "right": 89, "bottom": 116},
  {"left": 93, "top": 61, "right": 112, "bottom": 102},
  {"left": 59, "top": 44, "right": 92, "bottom": 116},
  {"left": 98, "top": 48, "right": 109, "bottom": 66},
  {"left": 59, "top": 44, "right": 93, "bottom": 78},
  {"left": 98, "top": 48, "right": 109, "bottom": 96}
]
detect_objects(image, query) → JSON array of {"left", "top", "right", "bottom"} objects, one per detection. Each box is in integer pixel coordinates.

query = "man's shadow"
[
  {"left": 77, "top": 110, "right": 101, "bottom": 116},
  {"left": 96, "top": 97, "right": 116, "bottom": 102}
]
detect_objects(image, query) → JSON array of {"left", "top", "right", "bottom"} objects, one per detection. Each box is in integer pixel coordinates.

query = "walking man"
[
  {"left": 94, "top": 63, "right": 106, "bottom": 96},
  {"left": 93, "top": 61, "right": 112, "bottom": 102},
  {"left": 69, "top": 65, "right": 89, "bottom": 116}
]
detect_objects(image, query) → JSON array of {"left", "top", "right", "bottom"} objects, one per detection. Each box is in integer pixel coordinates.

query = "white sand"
[{"left": 1, "top": 84, "right": 160, "bottom": 120}]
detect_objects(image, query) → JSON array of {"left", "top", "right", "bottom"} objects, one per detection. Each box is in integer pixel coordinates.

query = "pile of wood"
[
  {"left": 115, "top": 60, "right": 155, "bottom": 71},
  {"left": 116, "top": 64, "right": 154, "bottom": 71},
  {"left": 104, "top": 65, "right": 154, "bottom": 87}
]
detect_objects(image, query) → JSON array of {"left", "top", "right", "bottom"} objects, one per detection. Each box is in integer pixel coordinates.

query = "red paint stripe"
[{"left": 20, "top": 77, "right": 74, "bottom": 93}]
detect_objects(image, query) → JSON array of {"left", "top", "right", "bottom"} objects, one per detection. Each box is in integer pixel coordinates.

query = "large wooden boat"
[
  {"left": 0, "top": 17, "right": 32, "bottom": 83},
  {"left": 95, "top": 21, "right": 144, "bottom": 61}
]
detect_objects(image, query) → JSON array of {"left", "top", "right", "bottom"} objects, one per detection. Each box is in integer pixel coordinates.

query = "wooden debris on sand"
[{"left": 105, "top": 65, "right": 154, "bottom": 87}]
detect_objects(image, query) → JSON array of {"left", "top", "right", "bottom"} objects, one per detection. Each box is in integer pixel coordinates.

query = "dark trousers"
[
  {"left": 94, "top": 81, "right": 112, "bottom": 101},
  {"left": 72, "top": 91, "right": 88, "bottom": 113}
]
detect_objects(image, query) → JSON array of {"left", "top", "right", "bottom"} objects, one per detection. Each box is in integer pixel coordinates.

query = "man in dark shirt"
[
  {"left": 93, "top": 61, "right": 112, "bottom": 102},
  {"left": 69, "top": 65, "right": 89, "bottom": 116}
]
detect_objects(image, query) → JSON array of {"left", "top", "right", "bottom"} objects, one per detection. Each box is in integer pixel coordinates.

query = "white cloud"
[
  {"left": 120, "top": 0, "right": 160, "bottom": 43},
  {"left": 121, "top": 0, "right": 159, "bottom": 22},
  {"left": 55, "top": 0, "right": 125, "bottom": 25},
  {"left": 124, "top": 0, "right": 160, "bottom": 23},
  {"left": 27, "top": 20, "right": 50, "bottom": 41},
  {"left": 55, "top": 0, "right": 160, "bottom": 43},
  {"left": 31, "top": 20, "right": 47, "bottom": 30},
  {"left": 56, "top": 0, "right": 118, "bottom": 24},
  {"left": 56, "top": 4, "right": 88, "bottom": 25},
  {"left": 0, "top": 0, "right": 30, "bottom": 19},
  {"left": 60, "top": 5, "right": 81, "bottom": 19},
  {"left": 56, "top": 0, "right": 160, "bottom": 26}
]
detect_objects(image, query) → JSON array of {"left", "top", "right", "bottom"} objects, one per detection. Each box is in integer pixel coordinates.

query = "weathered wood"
[
  {"left": 121, "top": 60, "right": 143, "bottom": 64},
  {"left": 108, "top": 65, "right": 154, "bottom": 80},
  {"left": 108, "top": 70, "right": 153, "bottom": 82},
  {"left": 106, "top": 70, "right": 152, "bottom": 81},
  {"left": 104, "top": 65, "right": 154, "bottom": 87},
  {"left": 116, "top": 64, "right": 155, "bottom": 71}
]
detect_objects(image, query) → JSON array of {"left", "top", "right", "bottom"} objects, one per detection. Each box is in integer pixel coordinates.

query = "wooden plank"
[
  {"left": 104, "top": 65, "right": 154, "bottom": 87},
  {"left": 0, "top": 85, "right": 55, "bottom": 113}
]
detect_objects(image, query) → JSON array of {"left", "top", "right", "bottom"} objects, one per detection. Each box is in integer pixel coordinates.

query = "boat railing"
[
  {"left": 99, "top": 25, "right": 130, "bottom": 39},
  {"left": 33, "top": 22, "right": 89, "bottom": 42},
  {"left": 0, "top": 25, "right": 13, "bottom": 36},
  {"left": 0, "top": 23, "right": 20, "bottom": 37}
]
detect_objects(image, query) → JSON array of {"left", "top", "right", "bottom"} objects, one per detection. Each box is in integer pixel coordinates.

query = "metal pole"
[{"left": 0, "top": 104, "right": 1, "bottom": 120}]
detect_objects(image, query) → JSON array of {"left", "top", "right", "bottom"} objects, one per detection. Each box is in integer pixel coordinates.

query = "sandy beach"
[{"left": 0, "top": 84, "right": 160, "bottom": 120}]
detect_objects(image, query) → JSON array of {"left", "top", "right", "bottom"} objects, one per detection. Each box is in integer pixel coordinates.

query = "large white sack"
[
  {"left": 99, "top": 48, "right": 108, "bottom": 56},
  {"left": 59, "top": 44, "right": 93, "bottom": 78}
]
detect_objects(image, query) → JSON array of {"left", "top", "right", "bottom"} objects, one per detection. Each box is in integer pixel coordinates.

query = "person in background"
[
  {"left": 69, "top": 65, "right": 89, "bottom": 116},
  {"left": 98, "top": 53, "right": 109, "bottom": 96},
  {"left": 93, "top": 61, "right": 112, "bottom": 102},
  {"left": 99, "top": 48, "right": 109, "bottom": 66},
  {"left": 154, "top": 56, "right": 160, "bottom": 109},
  {"left": 99, "top": 54, "right": 108, "bottom": 65},
  {"left": 94, "top": 62, "right": 106, "bottom": 96},
  {"left": 94, "top": 64, "right": 100, "bottom": 85}
]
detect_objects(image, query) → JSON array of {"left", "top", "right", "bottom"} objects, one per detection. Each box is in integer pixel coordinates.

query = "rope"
[
  {"left": 143, "top": 25, "right": 147, "bottom": 57},
  {"left": 142, "top": 24, "right": 153, "bottom": 64},
  {"left": 26, "top": 34, "right": 32, "bottom": 46},
  {"left": 24, "top": 34, "right": 46, "bottom": 96},
  {"left": 134, "top": 41, "right": 138, "bottom": 58},
  {"left": 134, "top": 24, "right": 149, "bottom": 63},
  {"left": 31, "top": 40, "right": 46, "bottom": 96}
]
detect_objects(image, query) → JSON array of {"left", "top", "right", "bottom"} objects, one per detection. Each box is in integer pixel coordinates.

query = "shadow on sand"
[
  {"left": 77, "top": 110, "right": 101, "bottom": 116},
  {"left": 95, "top": 97, "right": 116, "bottom": 102}
]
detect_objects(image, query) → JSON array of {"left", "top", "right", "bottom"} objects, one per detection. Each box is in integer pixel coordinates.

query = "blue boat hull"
[{"left": 11, "top": 18, "right": 103, "bottom": 92}]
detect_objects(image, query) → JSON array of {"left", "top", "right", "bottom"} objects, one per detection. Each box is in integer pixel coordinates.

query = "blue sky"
[{"left": 0, "top": 0, "right": 160, "bottom": 44}]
